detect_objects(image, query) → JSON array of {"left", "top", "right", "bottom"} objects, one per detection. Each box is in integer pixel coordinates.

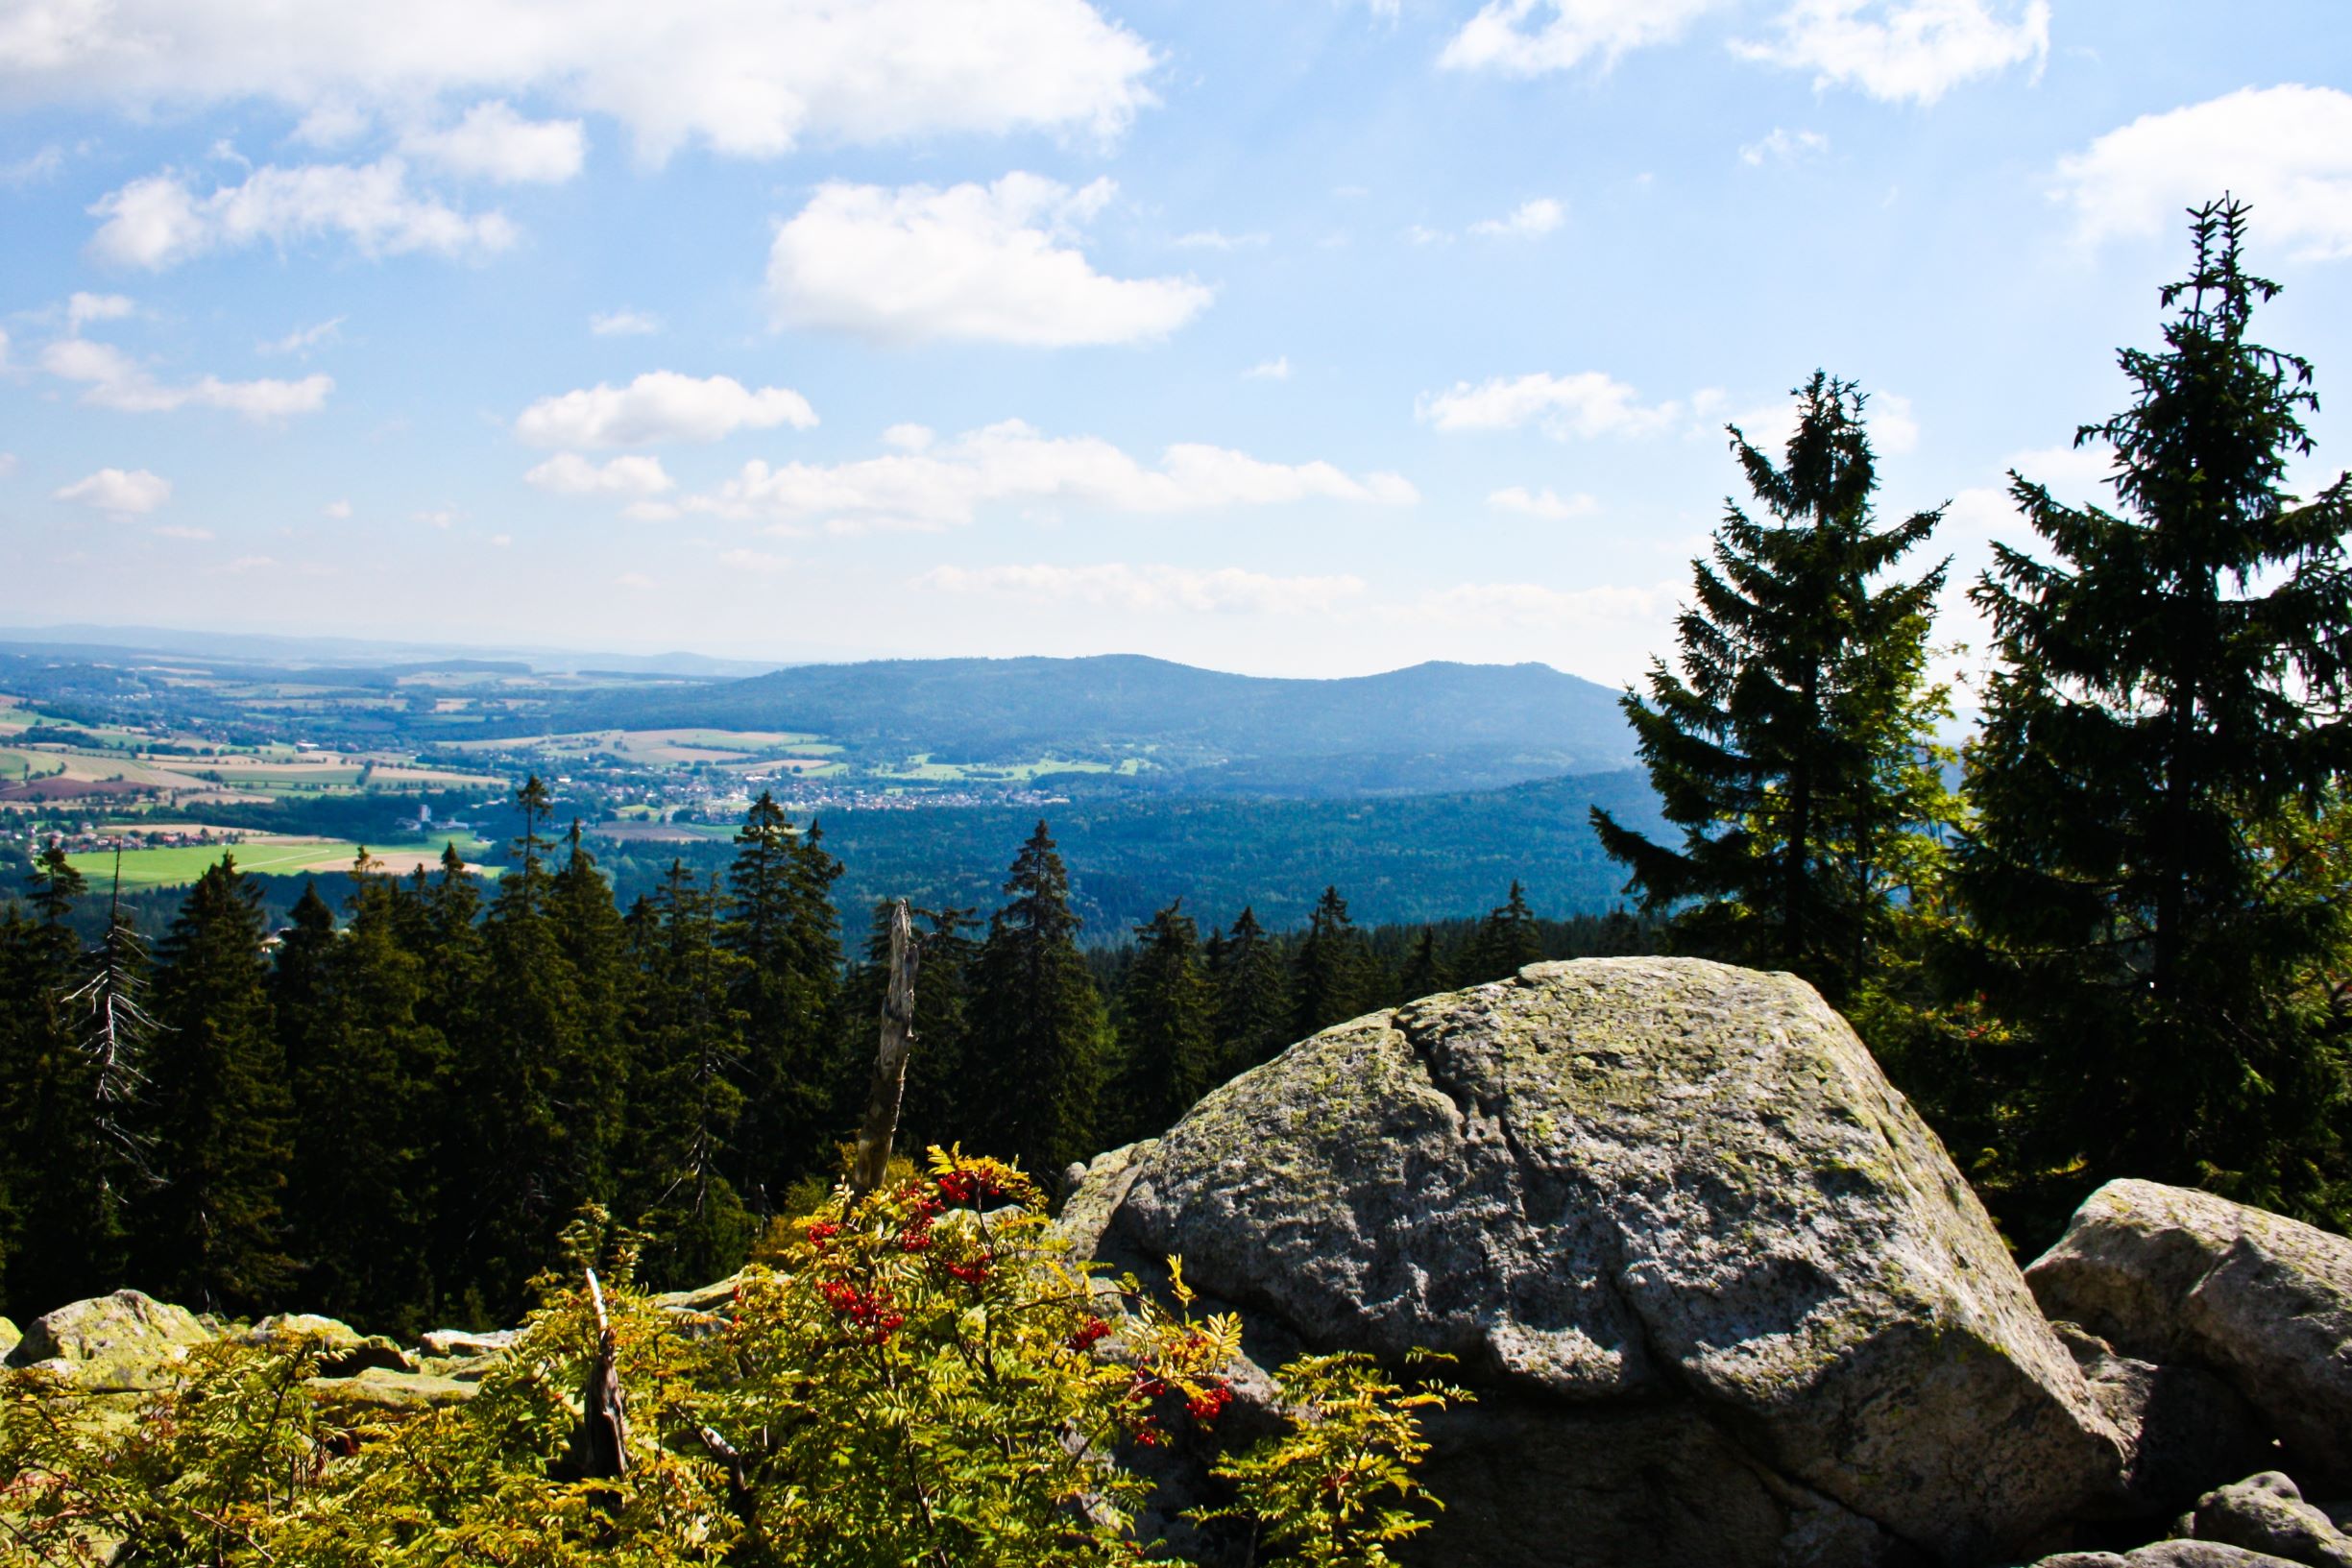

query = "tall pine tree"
[
  {"left": 969, "top": 823, "right": 1105, "bottom": 1176},
  {"left": 137, "top": 856, "right": 293, "bottom": 1314},
  {"left": 625, "top": 862, "right": 752, "bottom": 1289},
  {"left": 1109, "top": 900, "right": 1217, "bottom": 1144},
  {"left": 1959, "top": 198, "right": 2352, "bottom": 1226},
  {"left": 1291, "top": 886, "right": 1375, "bottom": 1038},
  {"left": 722, "top": 792, "right": 842, "bottom": 1208},
  {"left": 1210, "top": 906, "right": 1293, "bottom": 1078},
  {"left": 1463, "top": 881, "right": 1543, "bottom": 984},
  {"left": 1591, "top": 371, "right": 1951, "bottom": 1006}
]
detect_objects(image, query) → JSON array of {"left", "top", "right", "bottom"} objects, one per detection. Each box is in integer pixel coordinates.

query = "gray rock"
[
  {"left": 2190, "top": 1474, "right": 2352, "bottom": 1568},
  {"left": 2026, "top": 1180, "right": 2352, "bottom": 1488},
  {"left": 2029, "top": 1556, "right": 2128, "bottom": 1567},
  {"left": 4, "top": 1290, "right": 213, "bottom": 1389},
  {"left": 419, "top": 1327, "right": 517, "bottom": 1359},
  {"left": 2054, "top": 1322, "right": 2278, "bottom": 1510},
  {"left": 0, "top": 1315, "right": 16, "bottom": 1361},
  {"left": 1072, "top": 957, "right": 2127, "bottom": 1568},
  {"left": 247, "top": 1313, "right": 416, "bottom": 1375},
  {"left": 305, "top": 1366, "right": 475, "bottom": 1411},
  {"left": 2126, "top": 1542, "right": 2306, "bottom": 1567}
]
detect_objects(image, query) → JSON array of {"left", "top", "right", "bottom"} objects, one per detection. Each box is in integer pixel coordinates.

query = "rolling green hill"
[{"left": 571, "top": 654, "right": 1636, "bottom": 796}]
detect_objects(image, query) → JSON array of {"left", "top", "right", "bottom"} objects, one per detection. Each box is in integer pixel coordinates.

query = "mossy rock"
[
  {"left": 1071, "top": 957, "right": 2128, "bottom": 1568},
  {"left": 5, "top": 1290, "right": 214, "bottom": 1391}
]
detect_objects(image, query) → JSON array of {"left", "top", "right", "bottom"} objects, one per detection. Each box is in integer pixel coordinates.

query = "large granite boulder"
[
  {"left": 3, "top": 1290, "right": 214, "bottom": 1390},
  {"left": 1069, "top": 957, "right": 2127, "bottom": 1568},
  {"left": 2025, "top": 1180, "right": 2352, "bottom": 1489}
]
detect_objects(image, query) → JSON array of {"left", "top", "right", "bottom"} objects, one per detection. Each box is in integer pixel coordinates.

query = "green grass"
[{"left": 67, "top": 835, "right": 497, "bottom": 891}]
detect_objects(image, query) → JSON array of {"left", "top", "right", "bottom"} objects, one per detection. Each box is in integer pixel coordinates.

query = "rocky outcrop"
[
  {"left": 1069, "top": 956, "right": 2128, "bottom": 1567},
  {"left": 3, "top": 1289, "right": 213, "bottom": 1390},
  {"left": 251, "top": 1313, "right": 420, "bottom": 1376},
  {"left": 2026, "top": 1180, "right": 2352, "bottom": 1489},
  {"left": 2186, "top": 1475, "right": 2352, "bottom": 1568},
  {"left": 0, "top": 1315, "right": 16, "bottom": 1361}
]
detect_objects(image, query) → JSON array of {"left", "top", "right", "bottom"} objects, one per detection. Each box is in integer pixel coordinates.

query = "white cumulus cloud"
[
  {"left": 680, "top": 419, "right": 1415, "bottom": 532},
  {"left": 1489, "top": 485, "right": 1597, "bottom": 519},
  {"left": 2052, "top": 85, "right": 2352, "bottom": 263},
  {"left": 766, "top": 174, "right": 1212, "bottom": 347},
  {"left": 41, "top": 338, "right": 333, "bottom": 419},
  {"left": 66, "top": 292, "right": 135, "bottom": 327},
  {"left": 1243, "top": 355, "right": 1292, "bottom": 381},
  {"left": 590, "top": 309, "right": 660, "bottom": 336},
  {"left": 1740, "top": 128, "right": 1830, "bottom": 166},
  {"left": 1733, "top": 0, "right": 2048, "bottom": 106},
  {"left": 323, "top": 498, "right": 353, "bottom": 519},
  {"left": 401, "top": 100, "right": 585, "bottom": 183},
  {"left": 523, "top": 452, "right": 677, "bottom": 497},
  {"left": 515, "top": 372, "right": 817, "bottom": 447},
  {"left": 56, "top": 467, "right": 172, "bottom": 514},
  {"left": 0, "top": 0, "right": 1158, "bottom": 164},
  {"left": 1469, "top": 197, "right": 1564, "bottom": 237},
  {"left": 920, "top": 563, "right": 1367, "bottom": 615},
  {"left": 717, "top": 547, "right": 792, "bottom": 574},
  {"left": 1439, "top": 0, "right": 1727, "bottom": 76},
  {"left": 1418, "top": 372, "right": 1681, "bottom": 440},
  {"left": 86, "top": 158, "right": 517, "bottom": 270}
]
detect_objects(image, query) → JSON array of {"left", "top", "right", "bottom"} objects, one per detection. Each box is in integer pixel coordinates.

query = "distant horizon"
[{"left": 0, "top": 619, "right": 1624, "bottom": 688}]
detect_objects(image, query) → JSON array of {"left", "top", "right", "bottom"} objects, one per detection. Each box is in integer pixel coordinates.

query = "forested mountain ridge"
[{"left": 561, "top": 654, "right": 1636, "bottom": 792}]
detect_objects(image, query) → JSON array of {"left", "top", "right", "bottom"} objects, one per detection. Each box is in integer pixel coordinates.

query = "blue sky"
[{"left": 3, "top": 0, "right": 2348, "bottom": 685}]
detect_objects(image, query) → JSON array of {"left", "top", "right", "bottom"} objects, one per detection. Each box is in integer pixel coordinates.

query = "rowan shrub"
[{"left": 0, "top": 1147, "right": 1461, "bottom": 1568}]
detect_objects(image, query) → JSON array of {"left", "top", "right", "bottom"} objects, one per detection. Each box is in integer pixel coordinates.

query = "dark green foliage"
[
  {"left": 1462, "top": 880, "right": 1542, "bottom": 985},
  {"left": 1395, "top": 928, "right": 1452, "bottom": 1002},
  {"left": 624, "top": 862, "right": 753, "bottom": 1289},
  {"left": 1292, "top": 886, "right": 1378, "bottom": 1038},
  {"left": 0, "top": 858, "right": 135, "bottom": 1314},
  {"left": 1109, "top": 900, "right": 1218, "bottom": 1143},
  {"left": 1958, "top": 199, "right": 2352, "bottom": 1230},
  {"left": 1592, "top": 372, "right": 1951, "bottom": 1007},
  {"left": 285, "top": 868, "right": 450, "bottom": 1336},
  {"left": 723, "top": 793, "right": 844, "bottom": 1210},
  {"left": 969, "top": 822, "right": 1107, "bottom": 1176},
  {"left": 1209, "top": 906, "right": 1294, "bottom": 1079},
  {"left": 136, "top": 856, "right": 294, "bottom": 1314}
]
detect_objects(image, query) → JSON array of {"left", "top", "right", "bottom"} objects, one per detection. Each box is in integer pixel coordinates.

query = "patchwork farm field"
[{"left": 67, "top": 834, "right": 497, "bottom": 890}]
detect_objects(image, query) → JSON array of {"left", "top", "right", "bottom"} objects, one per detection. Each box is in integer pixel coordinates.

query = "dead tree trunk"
[
  {"left": 850, "top": 899, "right": 921, "bottom": 1199},
  {"left": 573, "top": 1267, "right": 629, "bottom": 1482}
]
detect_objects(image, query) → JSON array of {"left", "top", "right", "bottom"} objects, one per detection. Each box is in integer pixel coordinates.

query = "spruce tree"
[
  {"left": 723, "top": 792, "right": 843, "bottom": 1208},
  {"left": 625, "top": 862, "right": 753, "bottom": 1289},
  {"left": 1110, "top": 901, "right": 1217, "bottom": 1143},
  {"left": 549, "top": 822, "right": 632, "bottom": 1219},
  {"left": 1959, "top": 198, "right": 2352, "bottom": 1224},
  {"left": 138, "top": 856, "right": 294, "bottom": 1314},
  {"left": 1591, "top": 371, "right": 1951, "bottom": 1006},
  {"left": 1291, "top": 886, "right": 1374, "bottom": 1038},
  {"left": 1210, "top": 907, "right": 1294, "bottom": 1078},
  {"left": 969, "top": 822, "right": 1106, "bottom": 1176},
  {"left": 1396, "top": 927, "right": 1453, "bottom": 1002},
  {"left": 289, "top": 865, "right": 450, "bottom": 1334},
  {"left": 463, "top": 780, "right": 594, "bottom": 1313},
  {"left": 0, "top": 851, "right": 134, "bottom": 1315},
  {"left": 1464, "top": 881, "right": 1543, "bottom": 984},
  {"left": 273, "top": 881, "right": 339, "bottom": 1090}
]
